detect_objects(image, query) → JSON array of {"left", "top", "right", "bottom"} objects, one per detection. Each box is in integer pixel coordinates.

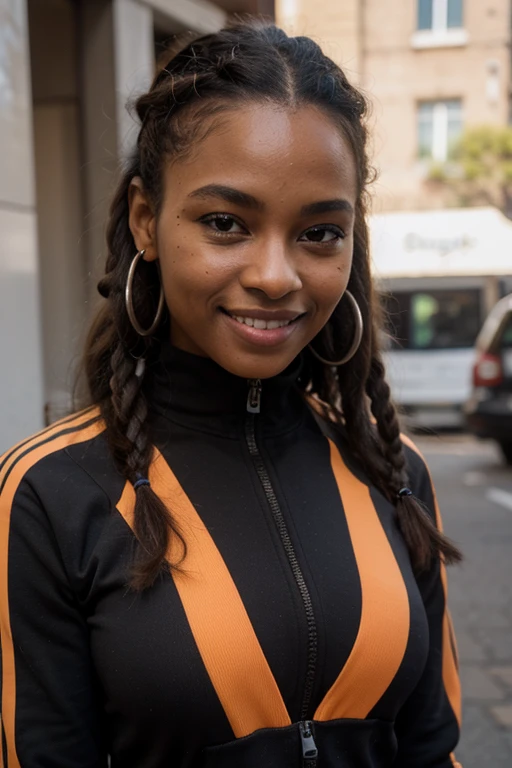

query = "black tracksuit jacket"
[{"left": 0, "top": 346, "right": 462, "bottom": 767}]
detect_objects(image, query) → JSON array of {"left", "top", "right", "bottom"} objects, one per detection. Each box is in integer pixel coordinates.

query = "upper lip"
[{"left": 223, "top": 308, "right": 305, "bottom": 321}]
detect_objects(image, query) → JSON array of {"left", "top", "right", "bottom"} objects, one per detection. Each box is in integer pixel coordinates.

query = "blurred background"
[{"left": 1, "top": 0, "right": 512, "bottom": 764}]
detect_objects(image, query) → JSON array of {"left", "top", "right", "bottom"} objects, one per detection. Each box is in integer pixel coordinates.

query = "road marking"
[{"left": 486, "top": 488, "right": 512, "bottom": 511}]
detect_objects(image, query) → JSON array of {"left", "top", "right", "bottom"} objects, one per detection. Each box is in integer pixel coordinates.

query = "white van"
[{"left": 370, "top": 207, "right": 512, "bottom": 427}]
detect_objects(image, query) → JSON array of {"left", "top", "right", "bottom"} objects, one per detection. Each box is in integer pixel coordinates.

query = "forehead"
[{"left": 164, "top": 103, "right": 358, "bottom": 206}]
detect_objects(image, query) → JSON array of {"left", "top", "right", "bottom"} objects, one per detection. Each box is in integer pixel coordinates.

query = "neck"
[{"left": 144, "top": 344, "right": 308, "bottom": 438}]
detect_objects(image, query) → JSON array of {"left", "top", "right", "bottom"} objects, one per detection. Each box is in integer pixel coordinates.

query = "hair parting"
[{"left": 81, "top": 20, "right": 461, "bottom": 589}]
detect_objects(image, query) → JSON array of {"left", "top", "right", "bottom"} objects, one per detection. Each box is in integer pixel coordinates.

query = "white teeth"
[{"left": 231, "top": 315, "right": 292, "bottom": 330}]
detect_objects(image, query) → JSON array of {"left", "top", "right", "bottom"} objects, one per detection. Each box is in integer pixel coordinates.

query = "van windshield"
[{"left": 381, "top": 288, "right": 482, "bottom": 350}]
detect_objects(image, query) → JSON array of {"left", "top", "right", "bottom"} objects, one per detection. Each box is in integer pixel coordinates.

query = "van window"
[
  {"left": 381, "top": 288, "right": 482, "bottom": 350},
  {"left": 500, "top": 314, "right": 512, "bottom": 348}
]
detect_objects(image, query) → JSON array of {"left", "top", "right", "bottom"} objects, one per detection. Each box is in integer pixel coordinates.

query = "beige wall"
[
  {"left": 277, "top": 0, "right": 361, "bottom": 76},
  {"left": 276, "top": 0, "right": 512, "bottom": 212},
  {"left": 364, "top": 0, "right": 511, "bottom": 211}
]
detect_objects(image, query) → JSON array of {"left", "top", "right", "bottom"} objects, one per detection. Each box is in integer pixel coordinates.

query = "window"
[
  {"left": 413, "top": 0, "right": 466, "bottom": 47},
  {"left": 418, "top": 0, "right": 463, "bottom": 31},
  {"left": 499, "top": 313, "right": 512, "bottom": 377},
  {"left": 499, "top": 314, "right": 512, "bottom": 348},
  {"left": 381, "top": 289, "right": 482, "bottom": 351},
  {"left": 418, "top": 99, "right": 462, "bottom": 161}
]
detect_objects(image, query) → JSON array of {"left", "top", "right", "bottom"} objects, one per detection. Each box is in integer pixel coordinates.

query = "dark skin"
[{"left": 129, "top": 103, "right": 357, "bottom": 380}]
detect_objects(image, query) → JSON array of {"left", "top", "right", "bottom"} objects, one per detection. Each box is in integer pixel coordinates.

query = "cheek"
[
  {"left": 307, "top": 254, "right": 353, "bottom": 315},
  {"left": 157, "top": 229, "right": 225, "bottom": 306}
]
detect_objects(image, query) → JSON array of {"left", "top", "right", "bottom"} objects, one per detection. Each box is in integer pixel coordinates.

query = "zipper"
[
  {"left": 246, "top": 378, "right": 262, "bottom": 413},
  {"left": 245, "top": 379, "right": 319, "bottom": 724},
  {"left": 299, "top": 720, "right": 318, "bottom": 768}
]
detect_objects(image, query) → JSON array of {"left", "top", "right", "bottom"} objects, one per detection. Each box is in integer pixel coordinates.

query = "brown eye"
[
  {"left": 200, "top": 214, "right": 247, "bottom": 235},
  {"left": 299, "top": 226, "right": 345, "bottom": 244}
]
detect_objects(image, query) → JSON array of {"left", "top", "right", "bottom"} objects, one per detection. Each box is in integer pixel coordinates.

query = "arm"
[
  {"left": 0, "top": 468, "right": 108, "bottom": 767},
  {"left": 393, "top": 441, "right": 462, "bottom": 768}
]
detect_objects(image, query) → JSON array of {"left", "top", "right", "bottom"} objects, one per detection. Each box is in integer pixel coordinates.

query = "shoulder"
[
  {"left": 400, "top": 433, "right": 430, "bottom": 480},
  {"left": 0, "top": 408, "right": 131, "bottom": 562},
  {"left": 0, "top": 407, "right": 107, "bottom": 506}
]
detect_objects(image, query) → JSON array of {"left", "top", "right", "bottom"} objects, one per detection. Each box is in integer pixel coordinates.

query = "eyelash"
[
  {"left": 199, "top": 214, "right": 248, "bottom": 236},
  {"left": 198, "top": 214, "right": 346, "bottom": 244}
]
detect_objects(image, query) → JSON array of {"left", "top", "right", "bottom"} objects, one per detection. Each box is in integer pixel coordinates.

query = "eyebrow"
[
  {"left": 300, "top": 199, "right": 354, "bottom": 217},
  {"left": 188, "top": 185, "right": 264, "bottom": 210},
  {"left": 188, "top": 184, "right": 354, "bottom": 217}
]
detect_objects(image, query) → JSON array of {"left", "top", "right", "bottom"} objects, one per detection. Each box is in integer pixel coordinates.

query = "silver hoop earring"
[
  {"left": 308, "top": 290, "right": 363, "bottom": 366},
  {"left": 125, "top": 249, "right": 165, "bottom": 337}
]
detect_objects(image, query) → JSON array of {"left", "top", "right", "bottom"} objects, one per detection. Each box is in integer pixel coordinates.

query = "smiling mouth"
[{"left": 220, "top": 308, "right": 305, "bottom": 331}]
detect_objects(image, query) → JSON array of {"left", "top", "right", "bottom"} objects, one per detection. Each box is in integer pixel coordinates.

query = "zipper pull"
[
  {"left": 246, "top": 379, "right": 262, "bottom": 414},
  {"left": 299, "top": 720, "right": 318, "bottom": 765}
]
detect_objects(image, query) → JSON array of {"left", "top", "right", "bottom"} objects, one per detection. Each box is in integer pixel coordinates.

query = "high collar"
[{"left": 144, "top": 345, "right": 308, "bottom": 438}]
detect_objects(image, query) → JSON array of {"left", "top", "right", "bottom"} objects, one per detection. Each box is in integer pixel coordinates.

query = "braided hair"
[{"left": 83, "top": 21, "right": 461, "bottom": 589}]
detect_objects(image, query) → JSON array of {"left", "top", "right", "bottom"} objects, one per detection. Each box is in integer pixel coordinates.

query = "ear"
[{"left": 128, "top": 178, "right": 158, "bottom": 262}]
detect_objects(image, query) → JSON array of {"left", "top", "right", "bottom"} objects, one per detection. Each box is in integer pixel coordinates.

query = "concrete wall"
[
  {"left": 29, "top": 0, "right": 86, "bottom": 422},
  {"left": 0, "top": 0, "right": 45, "bottom": 451}
]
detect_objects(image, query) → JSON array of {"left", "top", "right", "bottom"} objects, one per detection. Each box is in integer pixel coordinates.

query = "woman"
[{"left": 0, "top": 22, "right": 463, "bottom": 768}]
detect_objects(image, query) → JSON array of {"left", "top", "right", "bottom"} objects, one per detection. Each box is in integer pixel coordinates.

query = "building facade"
[
  {"left": 277, "top": 0, "right": 512, "bottom": 212},
  {"left": 0, "top": 0, "right": 272, "bottom": 451}
]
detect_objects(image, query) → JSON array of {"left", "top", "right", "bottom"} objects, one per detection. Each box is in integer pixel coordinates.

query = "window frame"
[
  {"left": 413, "top": 0, "right": 467, "bottom": 48},
  {"left": 417, "top": 98, "right": 463, "bottom": 163},
  {"left": 418, "top": 0, "right": 463, "bottom": 32}
]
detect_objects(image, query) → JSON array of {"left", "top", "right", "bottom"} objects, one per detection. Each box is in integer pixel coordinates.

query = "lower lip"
[{"left": 221, "top": 312, "right": 303, "bottom": 347}]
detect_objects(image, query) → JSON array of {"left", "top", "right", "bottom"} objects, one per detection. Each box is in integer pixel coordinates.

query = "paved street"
[{"left": 414, "top": 434, "right": 512, "bottom": 767}]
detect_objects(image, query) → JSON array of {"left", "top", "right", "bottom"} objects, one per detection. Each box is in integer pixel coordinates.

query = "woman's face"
[{"left": 129, "top": 103, "right": 358, "bottom": 380}]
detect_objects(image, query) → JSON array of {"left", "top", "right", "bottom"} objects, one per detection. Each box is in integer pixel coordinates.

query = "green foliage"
[
  {"left": 427, "top": 162, "right": 447, "bottom": 182},
  {"left": 433, "top": 125, "right": 512, "bottom": 217},
  {"left": 458, "top": 126, "right": 512, "bottom": 176}
]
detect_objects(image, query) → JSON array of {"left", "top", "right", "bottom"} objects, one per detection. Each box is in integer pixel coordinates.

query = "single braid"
[
  {"left": 84, "top": 163, "right": 186, "bottom": 590},
  {"left": 367, "top": 357, "right": 407, "bottom": 491},
  {"left": 365, "top": 356, "right": 462, "bottom": 572},
  {"left": 108, "top": 345, "right": 150, "bottom": 478}
]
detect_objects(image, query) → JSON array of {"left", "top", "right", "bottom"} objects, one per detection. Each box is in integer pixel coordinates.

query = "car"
[{"left": 465, "top": 293, "right": 512, "bottom": 464}]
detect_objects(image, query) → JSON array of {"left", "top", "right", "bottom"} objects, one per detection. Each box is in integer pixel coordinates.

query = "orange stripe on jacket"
[
  {"left": 400, "top": 434, "right": 462, "bottom": 728},
  {"left": 314, "top": 439, "right": 410, "bottom": 721},
  {"left": 0, "top": 417, "right": 104, "bottom": 768},
  {"left": 116, "top": 449, "right": 291, "bottom": 739}
]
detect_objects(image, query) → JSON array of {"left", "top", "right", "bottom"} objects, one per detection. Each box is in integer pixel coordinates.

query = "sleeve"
[
  {"left": 393, "top": 440, "right": 462, "bottom": 768},
  {"left": 0, "top": 469, "right": 108, "bottom": 767}
]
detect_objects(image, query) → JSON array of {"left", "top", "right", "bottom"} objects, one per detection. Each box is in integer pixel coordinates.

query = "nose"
[{"left": 239, "top": 240, "right": 302, "bottom": 300}]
